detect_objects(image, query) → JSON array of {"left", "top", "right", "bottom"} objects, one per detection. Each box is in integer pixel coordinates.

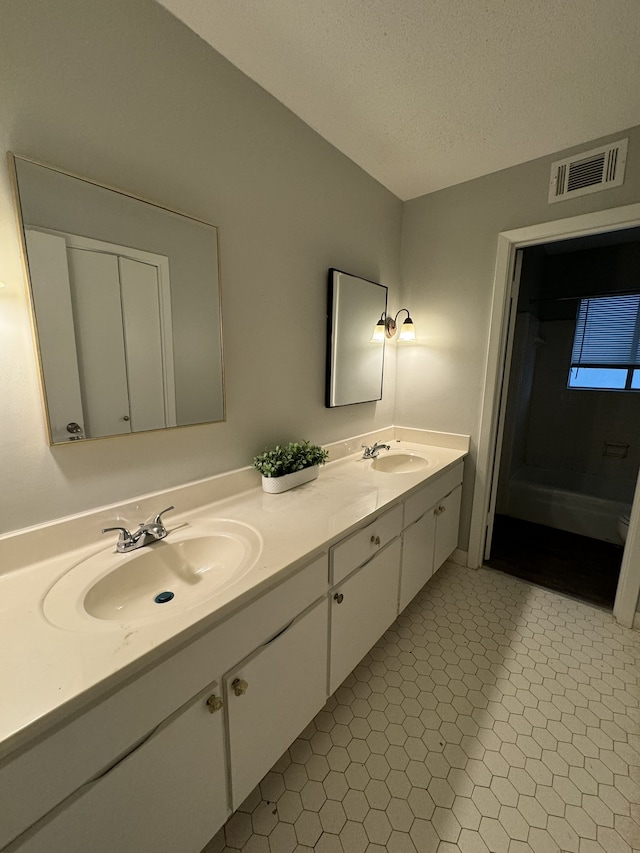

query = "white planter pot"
[{"left": 261, "top": 465, "right": 319, "bottom": 494}]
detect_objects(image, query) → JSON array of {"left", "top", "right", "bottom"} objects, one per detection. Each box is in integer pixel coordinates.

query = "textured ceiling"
[{"left": 156, "top": 0, "right": 640, "bottom": 200}]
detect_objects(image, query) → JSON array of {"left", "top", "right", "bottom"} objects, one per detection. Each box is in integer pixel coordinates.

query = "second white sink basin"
[
  {"left": 44, "top": 519, "right": 262, "bottom": 631},
  {"left": 371, "top": 452, "right": 430, "bottom": 473}
]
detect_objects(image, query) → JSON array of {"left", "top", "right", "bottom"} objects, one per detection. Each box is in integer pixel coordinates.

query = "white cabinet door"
[
  {"left": 12, "top": 684, "right": 228, "bottom": 853},
  {"left": 119, "top": 257, "right": 168, "bottom": 432},
  {"left": 433, "top": 485, "right": 462, "bottom": 572},
  {"left": 329, "top": 538, "right": 401, "bottom": 695},
  {"left": 399, "top": 509, "right": 436, "bottom": 612},
  {"left": 225, "top": 598, "right": 329, "bottom": 810},
  {"left": 66, "top": 247, "right": 132, "bottom": 437}
]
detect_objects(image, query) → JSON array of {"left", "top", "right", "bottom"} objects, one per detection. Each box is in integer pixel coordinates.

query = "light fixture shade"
[
  {"left": 370, "top": 318, "right": 386, "bottom": 343},
  {"left": 398, "top": 318, "right": 416, "bottom": 341}
]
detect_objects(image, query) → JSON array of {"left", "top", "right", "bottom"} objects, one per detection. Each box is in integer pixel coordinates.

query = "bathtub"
[{"left": 506, "top": 466, "right": 634, "bottom": 544}]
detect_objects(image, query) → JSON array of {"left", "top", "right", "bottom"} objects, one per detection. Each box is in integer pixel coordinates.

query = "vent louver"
[{"left": 549, "top": 138, "right": 627, "bottom": 203}]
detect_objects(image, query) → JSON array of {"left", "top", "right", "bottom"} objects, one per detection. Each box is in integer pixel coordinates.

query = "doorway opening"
[
  {"left": 486, "top": 229, "right": 640, "bottom": 608},
  {"left": 468, "top": 202, "right": 640, "bottom": 627}
]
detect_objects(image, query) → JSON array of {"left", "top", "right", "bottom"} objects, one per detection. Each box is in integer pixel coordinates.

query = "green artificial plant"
[{"left": 253, "top": 440, "right": 329, "bottom": 478}]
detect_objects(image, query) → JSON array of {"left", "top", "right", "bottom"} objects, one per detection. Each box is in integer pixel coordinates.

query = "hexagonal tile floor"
[{"left": 203, "top": 562, "right": 640, "bottom": 853}]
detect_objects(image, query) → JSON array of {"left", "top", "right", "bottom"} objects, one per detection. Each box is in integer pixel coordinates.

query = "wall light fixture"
[{"left": 371, "top": 308, "right": 416, "bottom": 342}]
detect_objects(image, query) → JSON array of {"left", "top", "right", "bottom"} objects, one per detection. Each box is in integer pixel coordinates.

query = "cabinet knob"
[
  {"left": 370, "top": 535, "right": 381, "bottom": 546},
  {"left": 206, "top": 694, "right": 224, "bottom": 713},
  {"left": 232, "top": 678, "right": 248, "bottom": 697},
  {"left": 334, "top": 592, "right": 344, "bottom": 604},
  {"left": 439, "top": 505, "right": 446, "bottom": 514}
]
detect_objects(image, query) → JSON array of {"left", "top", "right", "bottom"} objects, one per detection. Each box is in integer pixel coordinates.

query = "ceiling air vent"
[{"left": 548, "top": 138, "right": 628, "bottom": 203}]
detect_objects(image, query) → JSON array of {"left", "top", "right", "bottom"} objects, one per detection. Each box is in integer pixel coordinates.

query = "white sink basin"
[
  {"left": 371, "top": 452, "right": 430, "bottom": 473},
  {"left": 44, "top": 519, "right": 262, "bottom": 630}
]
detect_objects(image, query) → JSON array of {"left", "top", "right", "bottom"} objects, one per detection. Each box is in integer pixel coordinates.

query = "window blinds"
[{"left": 571, "top": 294, "right": 640, "bottom": 368}]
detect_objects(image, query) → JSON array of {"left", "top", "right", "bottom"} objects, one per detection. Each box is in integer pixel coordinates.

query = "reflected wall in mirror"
[
  {"left": 10, "top": 154, "right": 224, "bottom": 444},
  {"left": 326, "top": 268, "right": 387, "bottom": 407}
]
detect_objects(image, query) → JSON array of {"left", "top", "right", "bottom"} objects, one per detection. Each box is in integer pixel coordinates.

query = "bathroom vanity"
[{"left": 0, "top": 433, "right": 467, "bottom": 852}]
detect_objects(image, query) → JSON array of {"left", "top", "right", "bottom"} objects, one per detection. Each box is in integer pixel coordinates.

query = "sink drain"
[{"left": 154, "top": 591, "right": 175, "bottom": 604}]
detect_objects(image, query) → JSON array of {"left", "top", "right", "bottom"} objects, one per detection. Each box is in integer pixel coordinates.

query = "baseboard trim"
[{"left": 450, "top": 548, "right": 468, "bottom": 567}]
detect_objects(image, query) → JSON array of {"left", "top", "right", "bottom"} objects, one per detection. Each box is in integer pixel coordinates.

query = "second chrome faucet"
[{"left": 362, "top": 441, "right": 391, "bottom": 459}]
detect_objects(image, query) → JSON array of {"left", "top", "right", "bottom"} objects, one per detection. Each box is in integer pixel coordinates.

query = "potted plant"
[{"left": 253, "top": 440, "right": 329, "bottom": 494}]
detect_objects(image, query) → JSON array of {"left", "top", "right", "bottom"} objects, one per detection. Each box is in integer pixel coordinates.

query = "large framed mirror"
[
  {"left": 10, "top": 154, "right": 224, "bottom": 444},
  {"left": 325, "top": 268, "right": 387, "bottom": 407}
]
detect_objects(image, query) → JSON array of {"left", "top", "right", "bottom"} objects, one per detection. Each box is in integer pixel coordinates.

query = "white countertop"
[{"left": 0, "top": 437, "right": 467, "bottom": 760}]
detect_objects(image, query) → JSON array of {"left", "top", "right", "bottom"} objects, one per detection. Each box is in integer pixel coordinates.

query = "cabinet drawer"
[
  {"left": 331, "top": 504, "right": 402, "bottom": 584},
  {"left": 10, "top": 685, "right": 227, "bottom": 853},
  {"left": 225, "top": 597, "right": 329, "bottom": 809},
  {"left": 203, "top": 551, "right": 328, "bottom": 676},
  {"left": 329, "top": 538, "right": 401, "bottom": 695},
  {"left": 403, "top": 462, "right": 463, "bottom": 528}
]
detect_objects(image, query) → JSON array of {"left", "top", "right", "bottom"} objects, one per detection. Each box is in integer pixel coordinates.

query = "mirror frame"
[
  {"left": 9, "top": 152, "right": 226, "bottom": 445},
  {"left": 325, "top": 267, "right": 387, "bottom": 407}
]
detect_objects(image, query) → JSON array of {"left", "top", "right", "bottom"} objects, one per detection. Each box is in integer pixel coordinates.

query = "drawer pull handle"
[
  {"left": 370, "top": 535, "right": 381, "bottom": 546},
  {"left": 232, "top": 678, "right": 248, "bottom": 697},
  {"left": 334, "top": 592, "right": 344, "bottom": 604},
  {"left": 206, "top": 694, "right": 224, "bottom": 713}
]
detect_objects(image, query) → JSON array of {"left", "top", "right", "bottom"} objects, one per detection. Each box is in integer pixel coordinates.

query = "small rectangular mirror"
[
  {"left": 10, "top": 154, "right": 225, "bottom": 444},
  {"left": 326, "top": 268, "right": 387, "bottom": 407}
]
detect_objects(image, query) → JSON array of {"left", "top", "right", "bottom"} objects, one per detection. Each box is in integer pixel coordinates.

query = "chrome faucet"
[
  {"left": 362, "top": 441, "right": 391, "bottom": 459},
  {"left": 102, "top": 506, "right": 175, "bottom": 553}
]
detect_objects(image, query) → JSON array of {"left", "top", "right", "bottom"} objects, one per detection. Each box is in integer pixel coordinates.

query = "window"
[{"left": 568, "top": 294, "right": 640, "bottom": 391}]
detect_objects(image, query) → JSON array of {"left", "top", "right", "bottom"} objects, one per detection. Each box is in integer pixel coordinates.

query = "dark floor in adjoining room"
[{"left": 485, "top": 514, "right": 623, "bottom": 608}]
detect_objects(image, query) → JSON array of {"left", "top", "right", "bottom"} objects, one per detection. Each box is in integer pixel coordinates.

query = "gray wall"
[
  {"left": 0, "top": 0, "right": 401, "bottom": 533},
  {"left": 398, "top": 125, "right": 640, "bottom": 549},
  {"left": 2, "top": 0, "right": 639, "bottom": 545}
]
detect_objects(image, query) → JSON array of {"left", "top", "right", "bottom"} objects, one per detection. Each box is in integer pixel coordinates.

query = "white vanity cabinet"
[
  {"left": 225, "top": 597, "right": 328, "bottom": 809},
  {"left": 399, "top": 462, "right": 463, "bottom": 612},
  {"left": 1, "top": 449, "right": 468, "bottom": 853},
  {"left": 8, "top": 684, "right": 227, "bottom": 853},
  {"left": 3, "top": 553, "right": 328, "bottom": 853}
]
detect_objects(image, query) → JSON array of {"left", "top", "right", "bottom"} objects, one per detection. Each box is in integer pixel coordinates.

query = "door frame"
[{"left": 468, "top": 201, "right": 640, "bottom": 628}]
